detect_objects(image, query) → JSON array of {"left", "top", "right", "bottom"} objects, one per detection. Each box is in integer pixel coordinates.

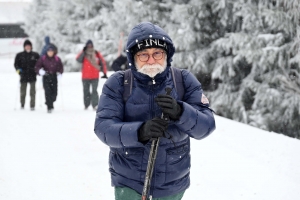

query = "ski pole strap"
[{"left": 170, "top": 67, "right": 184, "bottom": 101}]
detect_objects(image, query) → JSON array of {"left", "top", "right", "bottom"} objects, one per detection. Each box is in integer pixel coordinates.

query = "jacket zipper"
[
  {"left": 149, "top": 78, "right": 156, "bottom": 198},
  {"left": 150, "top": 78, "right": 156, "bottom": 118}
]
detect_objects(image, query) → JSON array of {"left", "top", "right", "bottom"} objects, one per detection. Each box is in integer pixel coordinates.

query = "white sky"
[
  {"left": 0, "top": 1, "right": 31, "bottom": 23},
  {"left": 0, "top": 0, "right": 31, "bottom": 1}
]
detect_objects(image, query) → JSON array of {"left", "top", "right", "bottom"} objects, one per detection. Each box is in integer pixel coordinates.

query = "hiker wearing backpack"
[
  {"left": 35, "top": 44, "right": 63, "bottom": 113},
  {"left": 94, "top": 22, "right": 216, "bottom": 200},
  {"left": 14, "top": 39, "right": 40, "bottom": 110},
  {"left": 76, "top": 40, "right": 107, "bottom": 110},
  {"left": 40, "top": 36, "right": 51, "bottom": 56}
]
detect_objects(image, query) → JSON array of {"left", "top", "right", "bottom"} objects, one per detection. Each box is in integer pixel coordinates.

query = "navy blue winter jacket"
[{"left": 94, "top": 22, "right": 216, "bottom": 198}]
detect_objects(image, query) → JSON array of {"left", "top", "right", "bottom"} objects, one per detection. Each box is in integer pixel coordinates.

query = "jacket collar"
[{"left": 131, "top": 65, "right": 170, "bottom": 86}]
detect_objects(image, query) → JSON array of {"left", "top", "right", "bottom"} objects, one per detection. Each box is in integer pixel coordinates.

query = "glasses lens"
[
  {"left": 137, "top": 52, "right": 164, "bottom": 62},
  {"left": 138, "top": 54, "right": 149, "bottom": 62},
  {"left": 153, "top": 52, "right": 163, "bottom": 60}
]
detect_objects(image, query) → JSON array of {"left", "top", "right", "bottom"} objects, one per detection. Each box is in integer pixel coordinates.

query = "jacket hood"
[
  {"left": 44, "top": 36, "right": 50, "bottom": 45},
  {"left": 126, "top": 22, "right": 175, "bottom": 84},
  {"left": 46, "top": 43, "right": 58, "bottom": 55}
]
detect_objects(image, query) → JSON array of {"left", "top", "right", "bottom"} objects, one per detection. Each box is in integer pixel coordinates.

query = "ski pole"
[
  {"left": 38, "top": 76, "right": 43, "bottom": 108},
  {"left": 13, "top": 80, "right": 20, "bottom": 110},
  {"left": 141, "top": 87, "right": 172, "bottom": 200},
  {"left": 58, "top": 75, "right": 64, "bottom": 110}
]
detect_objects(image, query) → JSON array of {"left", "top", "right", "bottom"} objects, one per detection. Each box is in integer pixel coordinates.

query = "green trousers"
[
  {"left": 115, "top": 187, "right": 185, "bottom": 200},
  {"left": 82, "top": 79, "right": 99, "bottom": 108}
]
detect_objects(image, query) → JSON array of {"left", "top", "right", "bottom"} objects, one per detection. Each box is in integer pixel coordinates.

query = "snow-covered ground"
[{"left": 0, "top": 58, "right": 300, "bottom": 200}]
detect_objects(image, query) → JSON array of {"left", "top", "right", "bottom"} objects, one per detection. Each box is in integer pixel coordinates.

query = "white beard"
[{"left": 136, "top": 62, "right": 167, "bottom": 78}]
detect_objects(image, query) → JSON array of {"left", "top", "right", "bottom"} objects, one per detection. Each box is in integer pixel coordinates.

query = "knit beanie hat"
[
  {"left": 85, "top": 39, "right": 93, "bottom": 47},
  {"left": 23, "top": 39, "right": 32, "bottom": 47},
  {"left": 130, "top": 38, "right": 168, "bottom": 56}
]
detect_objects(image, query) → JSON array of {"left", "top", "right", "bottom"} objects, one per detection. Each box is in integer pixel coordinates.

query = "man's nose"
[{"left": 146, "top": 54, "right": 156, "bottom": 64}]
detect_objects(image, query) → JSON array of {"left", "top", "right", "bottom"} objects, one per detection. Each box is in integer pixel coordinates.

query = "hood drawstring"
[{"left": 152, "top": 79, "right": 156, "bottom": 84}]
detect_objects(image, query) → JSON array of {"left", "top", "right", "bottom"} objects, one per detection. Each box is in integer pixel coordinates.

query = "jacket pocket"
[
  {"left": 165, "top": 144, "right": 190, "bottom": 183},
  {"left": 109, "top": 147, "right": 144, "bottom": 182}
]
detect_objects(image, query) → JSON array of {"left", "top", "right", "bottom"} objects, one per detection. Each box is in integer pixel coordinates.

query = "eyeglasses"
[{"left": 136, "top": 51, "right": 165, "bottom": 62}]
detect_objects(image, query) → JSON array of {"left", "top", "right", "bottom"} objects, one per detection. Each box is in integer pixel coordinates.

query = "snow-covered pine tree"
[
  {"left": 44, "top": 0, "right": 86, "bottom": 71},
  {"left": 23, "top": 0, "right": 113, "bottom": 71},
  {"left": 204, "top": 0, "right": 300, "bottom": 138},
  {"left": 168, "top": 0, "right": 233, "bottom": 89},
  {"left": 23, "top": 0, "right": 51, "bottom": 53},
  {"left": 23, "top": 0, "right": 300, "bottom": 137},
  {"left": 45, "top": 0, "right": 115, "bottom": 71},
  {"left": 87, "top": 0, "right": 176, "bottom": 65}
]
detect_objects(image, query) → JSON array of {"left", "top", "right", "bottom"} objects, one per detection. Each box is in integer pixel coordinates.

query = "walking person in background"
[
  {"left": 14, "top": 39, "right": 40, "bottom": 110},
  {"left": 40, "top": 36, "right": 51, "bottom": 56},
  {"left": 111, "top": 50, "right": 128, "bottom": 72},
  {"left": 35, "top": 44, "right": 63, "bottom": 113},
  {"left": 94, "top": 22, "right": 216, "bottom": 200},
  {"left": 76, "top": 40, "right": 107, "bottom": 110}
]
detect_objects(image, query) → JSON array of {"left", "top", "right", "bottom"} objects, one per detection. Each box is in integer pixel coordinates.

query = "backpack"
[{"left": 123, "top": 67, "right": 184, "bottom": 102}]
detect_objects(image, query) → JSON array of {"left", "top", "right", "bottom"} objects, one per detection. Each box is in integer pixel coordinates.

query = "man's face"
[
  {"left": 47, "top": 50, "right": 54, "bottom": 57},
  {"left": 24, "top": 45, "right": 32, "bottom": 52},
  {"left": 87, "top": 44, "right": 93, "bottom": 49},
  {"left": 134, "top": 48, "right": 167, "bottom": 78}
]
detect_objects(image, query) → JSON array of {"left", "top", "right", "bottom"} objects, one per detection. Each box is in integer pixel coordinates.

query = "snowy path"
[{"left": 0, "top": 59, "right": 300, "bottom": 200}]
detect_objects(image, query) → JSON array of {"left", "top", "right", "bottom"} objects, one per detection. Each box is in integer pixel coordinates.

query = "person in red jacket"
[{"left": 76, "top": 40, "right": 107, "bottom": 110}]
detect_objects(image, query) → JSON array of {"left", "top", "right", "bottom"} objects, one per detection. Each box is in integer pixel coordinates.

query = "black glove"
[
  {"left": 101, "top": 74, "right": 108, "bottom": 79},
  {"left": 155, "top": 94, "right": 182, "bottom": 121},
  {"left": 138, "top": 117, "right": 168, "bottom": 143}
]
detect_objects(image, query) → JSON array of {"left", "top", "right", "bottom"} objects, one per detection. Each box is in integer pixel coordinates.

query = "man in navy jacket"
[{"left": 94, "top": 22, "right": 216, "bottom": 200}]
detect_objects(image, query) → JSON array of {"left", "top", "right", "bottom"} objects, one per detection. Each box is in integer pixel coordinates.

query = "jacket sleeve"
[
  {"left": 34, "top": 57, "right": 43, "bottom": 75},
  {"left": 14, "top": 53, "right": 20, "bottom": 70},
  {"left": 97, "top": 51, "right": 107, "bottom": 74},
  {"left": 76, "top": 51, "right": 85, "bottom": 63},
  {"left": 94, "top": 72, "right": 144, "bottom": 148},
  {"left": 35, "top": 53, "right": 40, "bottom": 62},
  {"left": 174, "top": 70, "right": 216, "bottom": 140}
]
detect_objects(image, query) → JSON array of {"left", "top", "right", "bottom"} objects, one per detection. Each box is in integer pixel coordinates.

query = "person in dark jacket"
[
  {"left": 35, "top": 44, "right": 63, "bottom": 113},
  {"left": 94, "top": 22, "right": 216, "bottom": 199},
  {"left": 111, "top": 51, "right": 128, "bottom": 72},
  {"left": 76, "top": 40, "right": 107, "bottom": 110},
  {"left": 40, "top": 36, "right": 51, "bottom": 56},
  {"left": 14, "top": 39, "right": 40, "bottom": 110}
]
